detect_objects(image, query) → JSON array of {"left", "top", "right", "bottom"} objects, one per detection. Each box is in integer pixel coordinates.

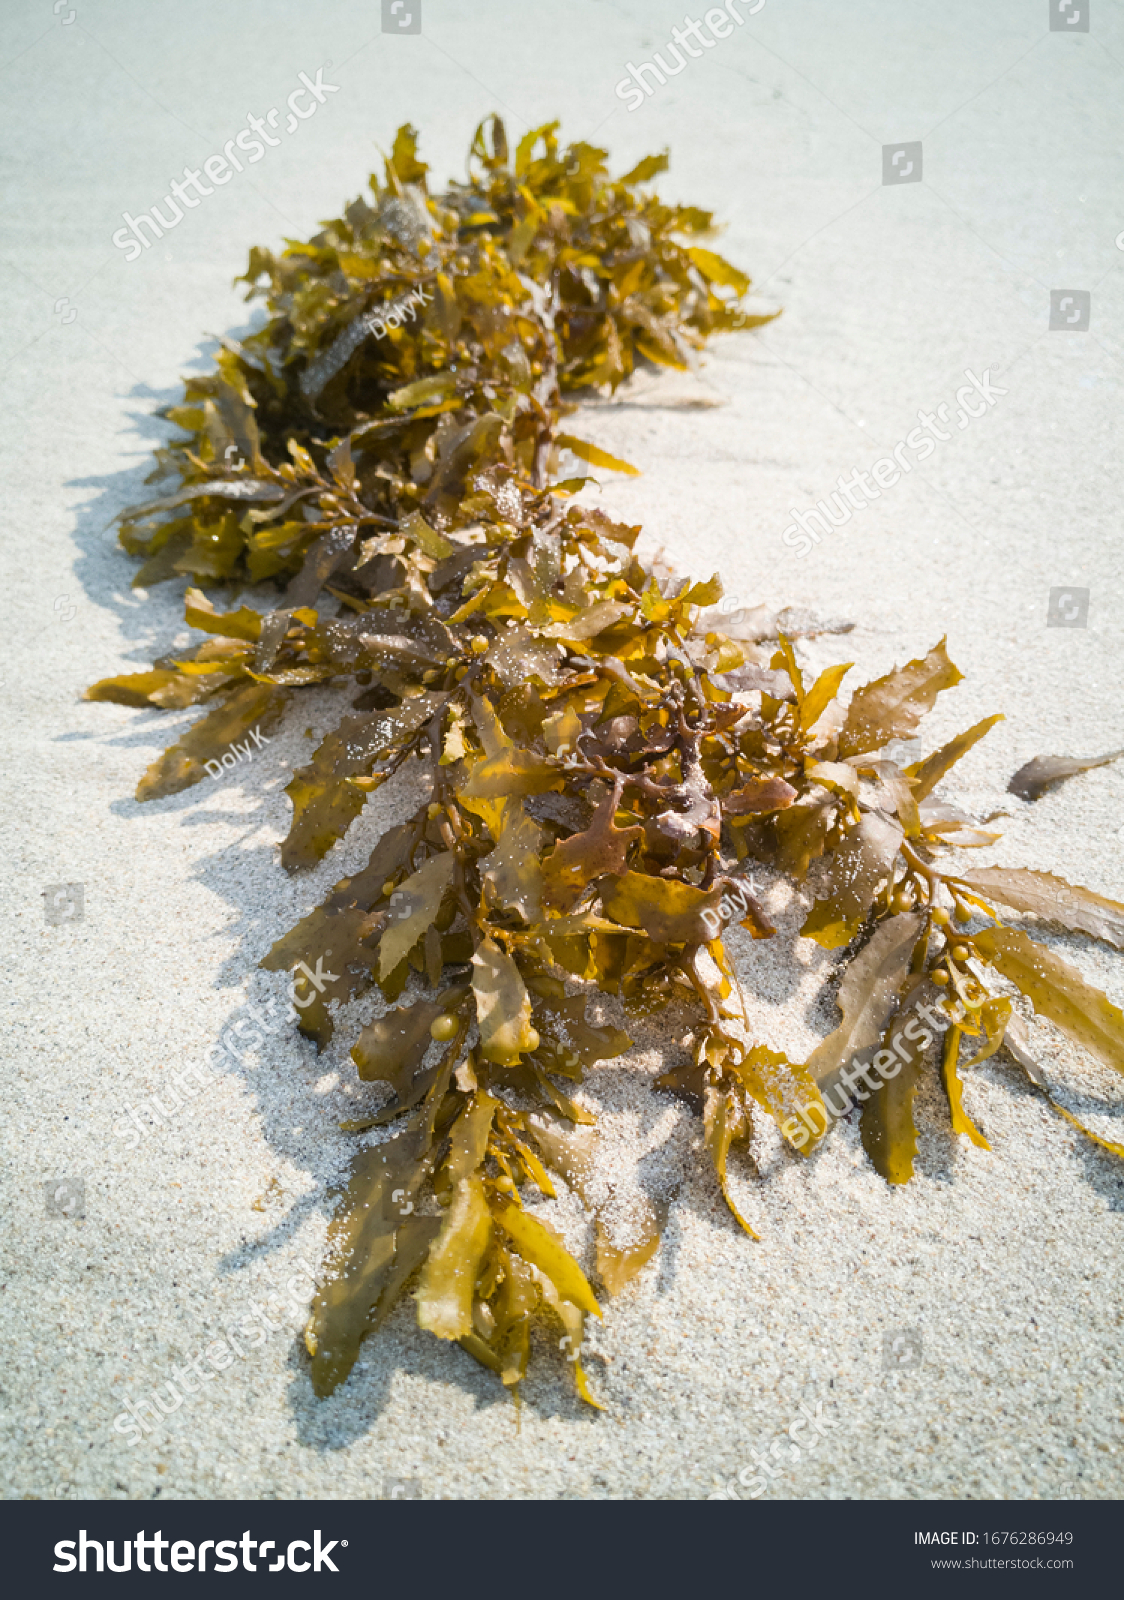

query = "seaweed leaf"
[
  {"left": 836, "top": 639, "right": 962, "bottom": 760},
  {"left": 183, "top": 587, "right": 264, "bottom": 642},
  {"left": 957, "top": 868, "right": 1124, "bottom": 950},
  {"left": 1007, "top": 748, "right": 1124, "bottom": 803},
  {"left": 904, "top": 713, "right": 1004, "bottom": 800},
  {"left": 283, "top": 695, "right": 444, "bottom": 870},
  {"left": 735, "top": 1045, "right": 827, "bottom": 1155},
  {"left": 800, "top": 814, "right": 904, "bottom": 949},
  {"left": 495, "top": 1204, "right": 601, "bottom": 1320},
  {"left": 541, "top": 790, "right": 642, "bottom": 911},
  {"left": 351, "top": 986, "right": 469, "bottom": 1101},
  {"left": 973, "top": 926, "right": 1124, "bottom": 1077},
  {"left": 260, "top": 822, "right": 417, "bottom": 1048},
  {"left": 595, "top": 1202, "right": 661, "bottom": 1295},
  {"left": 858, "top": 979, "right": 936, "bottom": 1184},
  {"left": 415, "top": 1177, "right": 493, "bottom": 1340},
  {"left": 136, "top": 683, "right": 285, "bottom": 801},
  {"left": 601, "top": 872, "right": 742, "bottom": 947},
  {"left": 702, "top": 1080, "right": 756, "bottom": 1237},
  {"left": 806, "top": 914, "right": 924, "bottom": 1094},
  {"left": 378, "top": 852, "right": 456, "bottom": 980},
  {"left": 555, "top": 434, "right": 640, "bottom": 477},
  {"left": 305, "top": 1126, "right": 437, "bottom": 1395},
  {"left": 472, "top": 939, "right": 538, "bottom": 1063},
  {"left": 483, "top": 801, "right": 545, "bottom": 921},
  {"left": 940, "top": 1024, "right": 991, "bottom": 1150},
  {"left": 800, "top": 661, "right": 852, "bottom": 732}
]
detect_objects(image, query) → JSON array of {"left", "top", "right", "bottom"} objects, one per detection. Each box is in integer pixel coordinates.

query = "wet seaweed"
[{"left": 90, "top": 118, "right": 1124, "bottom": 1406}]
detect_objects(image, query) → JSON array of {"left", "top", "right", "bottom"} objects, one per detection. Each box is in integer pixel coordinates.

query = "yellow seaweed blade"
[
  {"left": 496, "top": 1205, "right": 601, "bottom": 1319},
  {"left": 416, "top": 1177, "right": 493, "bottom": 1341}
]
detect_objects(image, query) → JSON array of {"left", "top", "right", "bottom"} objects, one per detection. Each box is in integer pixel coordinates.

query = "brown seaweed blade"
[
  {"left": 282, "top": 696, "right": 444, "bottom": 870},
  {"left": 972, "top": 927, "right": 1124, "bottom": 1078},
  {"left": 136, "top": 683, "right": 286, "bottom": 801},
  {"left": 800, "top": 813, "right": 904, "bottom": 949},
  {"left": 905, "top": 714, "right": 1004, "bottom": 800},
  {"left": 703, "top": 1080, "right": 757, "bottom": 1238},
  {"left": 835, "top": 639, "right": 962, "bottom": 760},
  {"left": 305, "top": 1125, "right": 438, "bottom": 1396},
  {"left": 1007, "top": 748, "right": 1124, "bottom": 803},
  {"left": 1002, "top": 1016, "right": 1124, "bottom": 1160},
  {"left": 259, "top": 822, "right": 418, "bottom": 1048},
  {"left": 806, "top": 915, "right": 924, "bottom": 1097},
  {"left": 958, "top": 868, "right": 1124, "bottom": 950},
  {"left": 595, "top": 1202, "right": 662, "bottom": 1296},
  {"left": 858, "top": 980, "right": 935, "bottom": 1184}
]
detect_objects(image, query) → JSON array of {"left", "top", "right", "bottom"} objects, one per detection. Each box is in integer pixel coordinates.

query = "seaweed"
[
  {"left": 1006, "top": 747, "right": 1124, "bottom": 803},
  {"left": 90, "top": 118, "right": 1124, "bottom": 1407}
]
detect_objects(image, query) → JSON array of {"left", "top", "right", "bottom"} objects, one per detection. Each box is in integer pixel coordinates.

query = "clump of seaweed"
[{"left": 89, "top": 119, "right": 1124, "bottom": 1406}]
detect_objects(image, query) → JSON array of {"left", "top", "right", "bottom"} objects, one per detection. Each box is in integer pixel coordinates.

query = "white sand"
[{"left": 2, "top": 0, "right": 1121, "bottom": 1501}]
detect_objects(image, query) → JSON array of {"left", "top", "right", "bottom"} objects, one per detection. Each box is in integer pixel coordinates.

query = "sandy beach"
[{"left": 2, "top": 0, "right": 1121, "bottom": 1501}]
